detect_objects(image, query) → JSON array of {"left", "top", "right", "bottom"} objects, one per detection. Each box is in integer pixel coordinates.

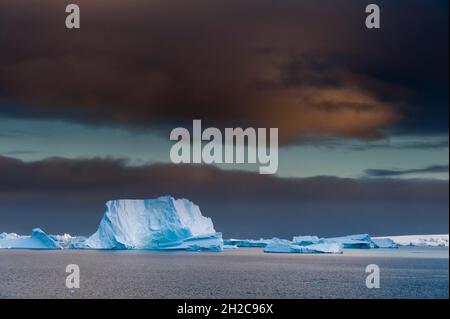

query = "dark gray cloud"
[
  {"left": 365, "top": 165, "right": 449, "bottom": 177},
  {"left": 1, "top": 156, "right": 448, "bottom": 202},
  {"left": 0, "top": 156, "right": 447, "bottom": 237},
  {"left": 0, "top": 0, "right": 447, "bottom": 144}
]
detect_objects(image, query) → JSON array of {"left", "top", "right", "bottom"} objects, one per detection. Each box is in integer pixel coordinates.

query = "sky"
[{"left": 0, "top": 0, "right": 448, "bottom": 237}]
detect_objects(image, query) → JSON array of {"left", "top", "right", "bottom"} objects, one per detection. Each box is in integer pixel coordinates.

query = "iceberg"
[
  {"left": 263, "top": 238, "right": 305, "bottom": 253},
  {"left": 292, "top": 235, "right": 320, "bottom": 246},
  {"left": 50, "top": 234, "right": 88, "bottom": 249},
  {"left": 0, "top": 232, "right": 20, "bottom": 240},
  {"left": 263, "top": 238, "right": 342, "bottom": 254},
  {"left": 0, "top": 228, "right": 61, "bottom": 250},
  {"left": 223, "top": 238, "right": 271, "bottom": 247},
  {"left": 81, "top": 196, "right": 223, "bottom": 251},
  {"left": 372, "top": 238, "right": 399, "bottom": 248},
  {"left": 156, "top": 234, "right": 223, "bottom": 252},
  {"left": 374, "top": 234, "right": 449, "bottom": 247},
  {"left": 322, "top": 234, "right": 376, "bottom": 249},
  {"left": 303, "top": 242, "right": 343, "bottom": 254},
  {"left": 223, "top": 244, "right": 239, "bottom": 250},
  {"left": 263, "top": 238, "right": 297, "bottom": 253}
]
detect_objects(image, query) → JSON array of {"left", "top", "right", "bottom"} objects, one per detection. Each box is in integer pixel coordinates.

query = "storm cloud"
[{"left": 0, "top": 0, "right": 447, "bottom": 143}]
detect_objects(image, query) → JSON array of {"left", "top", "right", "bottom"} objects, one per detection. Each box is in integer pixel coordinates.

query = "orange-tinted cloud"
[{"left": 2, "top": 0, "right": 445, "bottom": 143}]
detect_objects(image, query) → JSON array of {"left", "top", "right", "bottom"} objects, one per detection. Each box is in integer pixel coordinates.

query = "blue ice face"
[{"left": 84, "top": 196, "right": 223, "bottom": 251}]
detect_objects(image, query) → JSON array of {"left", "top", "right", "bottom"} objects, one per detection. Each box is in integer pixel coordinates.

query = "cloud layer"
[
  {"left": 1, "top": 0, "right": 447, "bottom": 143},
  {"left": 0, "top": 156, "right": 447, "bottom": 236},
  {"left": 365, "top": 165, "right": 449, "bottom": 177},
  {"left": 1, "top": 156, "right": 448, "bottom": 201}
]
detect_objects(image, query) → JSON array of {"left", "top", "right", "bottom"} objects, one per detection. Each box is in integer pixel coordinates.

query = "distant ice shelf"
[{"left": 374, "top": 234, "right": 449, "bottom": 247}]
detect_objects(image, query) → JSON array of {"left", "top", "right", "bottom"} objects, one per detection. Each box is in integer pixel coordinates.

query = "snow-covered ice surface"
[
  {"left": 375, "top": 234, "right": 449, "bottom": 247},
  {"left": 223, "top": 238, "right": 271, "bottom": 247},
  {"left": 81, "top": 196, "right": 223, "bottom": 251},
  {"left": 0, "top": 228, "right": 61, "bottom": 250},
  {"left": 263, "top": 238, "right": 342, "bottom": 254}
]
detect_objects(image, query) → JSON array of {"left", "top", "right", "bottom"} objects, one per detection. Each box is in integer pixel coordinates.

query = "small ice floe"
[{"left": 263, "top": 238, "right": 342, "bottom": 254}]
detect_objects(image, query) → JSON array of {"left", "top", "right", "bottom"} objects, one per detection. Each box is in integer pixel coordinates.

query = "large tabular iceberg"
[
  {"left": 0, "top": 228, "right": 61, "bottom": 250},
  {"left": 80, "top": 196, "right": 223, "bottom": 251}
]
